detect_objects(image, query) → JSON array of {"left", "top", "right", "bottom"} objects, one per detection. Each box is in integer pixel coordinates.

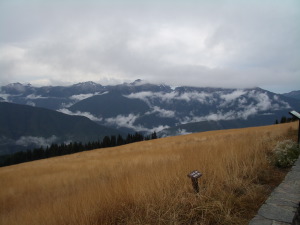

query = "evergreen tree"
[
  {"left": 151, "top": 131, "right": 157, "bottom": 139},
  {"left": 110, "top": 135, "right": 117, "bottom": 147},
  {"left": 102, "top": 136, "right": 111, "bottom": 147},
  {"left": 117, "top": 135, "right": 124, "bottom": 146},
  {"left": 280, "top": 116, "right": 287, "bottom": 123},
  {"left": 126, "top": 134, "right": 133, "bottom": 144}
]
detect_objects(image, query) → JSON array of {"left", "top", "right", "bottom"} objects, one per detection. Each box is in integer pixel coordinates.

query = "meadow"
[{"left": 0, "top": 122, "right": 298, "bottom": 225}]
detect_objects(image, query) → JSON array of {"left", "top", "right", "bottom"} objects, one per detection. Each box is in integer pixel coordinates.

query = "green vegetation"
[{"left": 273, "top": 139, "right": 300, "bottom": 168}]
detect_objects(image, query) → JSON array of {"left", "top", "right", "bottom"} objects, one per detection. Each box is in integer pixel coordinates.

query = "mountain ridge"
[
  {"left": 1, "top": 80, "right": 299, "bottom": 137},
  {"left": 283, "top": 90, "right": 300, "bottom": 100}
]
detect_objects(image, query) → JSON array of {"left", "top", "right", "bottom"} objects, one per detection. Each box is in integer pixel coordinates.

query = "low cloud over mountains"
[{"left": 1, "top": 81, "right": 298, "bottom": 139}]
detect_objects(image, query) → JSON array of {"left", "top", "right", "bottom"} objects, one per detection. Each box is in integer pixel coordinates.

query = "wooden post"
[
  {"left": 187, "top": 170, "right": 202, "bottom": 193},
  {"left": 191, "top": 177, "right": 199, "bottom": 193}
]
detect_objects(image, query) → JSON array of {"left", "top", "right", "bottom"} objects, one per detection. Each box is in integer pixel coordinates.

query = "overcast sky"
[{"left": 0, "top": 0, "right": 299, "bottom": 93}]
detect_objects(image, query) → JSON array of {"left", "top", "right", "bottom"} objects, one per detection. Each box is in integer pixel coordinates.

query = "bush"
[{"left": 273, "top": 140, "right": 300, "bottom": 168}]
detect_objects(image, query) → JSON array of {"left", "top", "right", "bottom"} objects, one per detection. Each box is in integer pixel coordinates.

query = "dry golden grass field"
[{"left": 0, "top": 122, "right": 298, "bottom": 225}]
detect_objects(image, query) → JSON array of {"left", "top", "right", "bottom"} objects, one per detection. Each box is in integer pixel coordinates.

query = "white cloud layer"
[
  {"left": 125, "top": 91, "right": 214, "bottom": 104},
  {"left": 176, "top": 129, "right": 191, "bottom": 136},
  {"left": 0, "top": 93, "right": 10, "bottom": 101},
  {"left": 105, "top": 113, "right": 169, "bottom": 133},
  {"left": 26, "top": 101, "right": 36, "bottom": 107},
  {"left": 176, "top": 90, "right": 291, "bottom": 123},
  {"left": 57, "top": 108, "right": 103, "bottom": 122},
  {"left": 26, "top": 94, "right": 48, "bottom": 99},
  {"left": 70, "top": 93, "right": 98, "bottom": 101},
  {"left": 125, "top": 89, "right": 291, "bottom": 124},
  {"left": 220, "top": 90, "right": 246, "bottom": 103},
  {"left": 0, "top": 0, "right": 299, "bottom": 93},
  {"left": 70, "top": 91, "right": 108, "bottom": 101},
  {"left": 146, "top": 106, "right": 175, "bottom": 118},
  {"left": 16, "top": 135, "right": 58, "bottom": 147}
]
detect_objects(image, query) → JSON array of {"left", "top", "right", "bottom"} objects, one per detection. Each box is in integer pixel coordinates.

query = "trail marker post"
[
  {"left": 187, "top": 170, "right": 202, "bottom": 193},
  {"left": 289, "top": 110, "right": 300, "bottom": 146}
]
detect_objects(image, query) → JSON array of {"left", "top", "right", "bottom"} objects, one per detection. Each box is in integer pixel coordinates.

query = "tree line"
[
  {"left": 0, "top": 132, "right": 158, "bottom": 167},
  {"left": 275, "top": 116, "right": 297, "bottom": 124}
]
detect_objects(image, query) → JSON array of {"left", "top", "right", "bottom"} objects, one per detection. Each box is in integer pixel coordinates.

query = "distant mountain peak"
[
  {"left": 72, "top": 81, "right": 101, "bottom": 87},
  {"left": 70, "top": 82, "right": 103, "bottom": 93},
  {"left": 3, "top": 82, "right": 32, "bottom": 94},
  {"left": 130, "top": 79, "right": 146, "bottom": 86},
  {"left": 6, "top": 82, "right": 31, "bottom": 88}
]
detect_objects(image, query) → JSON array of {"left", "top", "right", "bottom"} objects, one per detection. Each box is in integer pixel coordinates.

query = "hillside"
[
  {"left": 0, "top": 122, "right": 298, "bottom": 225},
  {"left": 0, "top": 102, "right": 122, "bottom": 155}
]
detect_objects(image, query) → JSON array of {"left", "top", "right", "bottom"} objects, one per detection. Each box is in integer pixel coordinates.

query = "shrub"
[{"left": 273, "top": 140, "right": 300, "bottom": 168}]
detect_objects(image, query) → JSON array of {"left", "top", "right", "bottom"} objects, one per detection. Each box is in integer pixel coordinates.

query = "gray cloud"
[{"left": 0, "top": 0, "right": 299, "bottom": 93}]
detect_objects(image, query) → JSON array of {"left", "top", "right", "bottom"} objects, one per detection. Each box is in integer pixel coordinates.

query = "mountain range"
[{"left": 0, "top": 80, "right": 299, "bottom": 154}]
